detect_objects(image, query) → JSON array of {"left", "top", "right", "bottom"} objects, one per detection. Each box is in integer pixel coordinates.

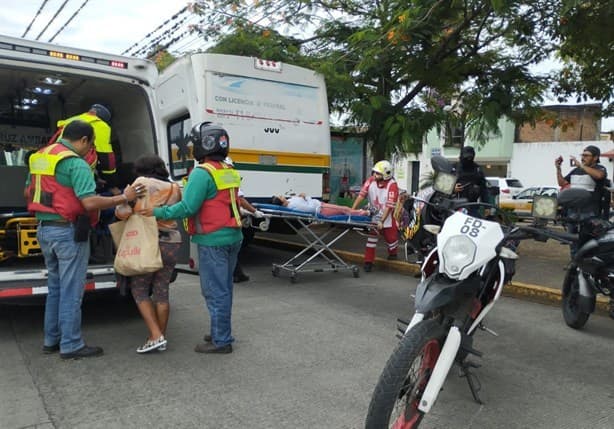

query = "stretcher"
[{"left": 251, "top": 203, "right": 376, "bottom": 283}]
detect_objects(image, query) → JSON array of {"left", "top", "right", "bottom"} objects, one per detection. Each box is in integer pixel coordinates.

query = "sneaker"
[
  {"left": 158, "top": 342, "right": 167, "bottom": 351},
  {"left": 42, "top": 344, "right": 60, "bottom": 354},
  {"left": 136, "top": 335, "right": 167, "bottom": 354},
  {"left": 194, "top": 342, "right": 233, "bottom": 354},
  {"left": 233, "top": 273, "right": 250, "bottom": 283},
  {"left": 364, "top": 262, "right": 373, "bottom": 272},
  {"left": 60, "top": 345, "right": 104, "bottom": 360}
]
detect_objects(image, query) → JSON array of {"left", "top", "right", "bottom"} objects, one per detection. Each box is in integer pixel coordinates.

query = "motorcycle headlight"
[{"left": 441, "top": 234, "right": 476, "bottom": 278}]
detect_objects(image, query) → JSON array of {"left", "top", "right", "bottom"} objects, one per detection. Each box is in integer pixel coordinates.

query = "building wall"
[
  {"left": 517, "top": 105, "right": 601, "bottom": 142},
  {"left": 510, "top": 141, "right": 613, "bottom": 188}
]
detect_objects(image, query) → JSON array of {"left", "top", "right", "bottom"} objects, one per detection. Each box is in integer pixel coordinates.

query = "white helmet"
[{"left": 372, "top": 160, "right": 393, "bottom": 180}]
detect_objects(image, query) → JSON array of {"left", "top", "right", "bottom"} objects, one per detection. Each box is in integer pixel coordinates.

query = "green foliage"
[
  {"left": 192, "top": 0, "right": 607, "bottom": 159},
  {"left": 554, "top": 0, "right": 614, "bottom": 116}
]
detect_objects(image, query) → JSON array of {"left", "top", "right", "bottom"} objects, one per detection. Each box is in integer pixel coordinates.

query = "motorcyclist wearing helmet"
[
  {"left": 141, "top": 122, "right": 242, "bottom": 354},
  {"left": 351, "top": 160, "right": 400, "bottom": 272},
  {"left": 452, "top": 146, "right": 489, "bottom": 214}
]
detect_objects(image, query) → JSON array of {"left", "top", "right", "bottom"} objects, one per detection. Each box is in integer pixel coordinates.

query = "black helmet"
[
  {"left": 460, "top": 146, "right": 475, "bottom": 162},
  {"left": 89, "top": 104, "right": 111, "bottom": 124},
  {"left": 190, "top": 122, "right": 230, "bottom": 161}
]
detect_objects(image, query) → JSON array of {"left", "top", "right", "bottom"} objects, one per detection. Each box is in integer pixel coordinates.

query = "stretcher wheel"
[
  {"left": 352, "top": 267, "right": 360, "bottom": 278},
  {"left": 272, "top": 266, "right": 280, "bottom": 277}
]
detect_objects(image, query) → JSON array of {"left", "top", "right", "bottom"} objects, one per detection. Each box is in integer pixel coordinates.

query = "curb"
[{"left": 254, "top": 237, "right": 610, "bottom": 317}]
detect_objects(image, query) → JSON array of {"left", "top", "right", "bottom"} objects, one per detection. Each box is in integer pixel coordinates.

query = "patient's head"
[{"left": 271, "top": 195, "right": 288, "bottom": 206}]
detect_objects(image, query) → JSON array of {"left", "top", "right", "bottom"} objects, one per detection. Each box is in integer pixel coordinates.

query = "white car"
[{"left": 486, "top": 177, "right": 524, "bottom": 201}]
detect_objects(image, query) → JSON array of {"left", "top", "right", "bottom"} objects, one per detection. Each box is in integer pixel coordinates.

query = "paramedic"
[
  {"left": 351, "top": 160, "right": 399, "bottom": 272},
  {"left": 26, "top": 120, "right": 142, "bottom": 359},
  {"left": 142, "top": 122, "right": 242, "bottom": 354},
  {"left": 57, "top": 104, "right": 118, "bottom": 188}
]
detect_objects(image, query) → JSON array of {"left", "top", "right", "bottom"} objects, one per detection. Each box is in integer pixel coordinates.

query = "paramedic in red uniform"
[
  {"left": 351, "top": 160, "right": 399, "bottom": 272},
  {"left": 26, "top": 120, "right": 142, "bottom": 359}
]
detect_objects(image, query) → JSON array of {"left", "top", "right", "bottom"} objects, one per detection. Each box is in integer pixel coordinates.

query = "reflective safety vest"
[
  {"left": 186, "top": 161, "right": 242, "bottom": 235},
  {"left": 27, "top": 143, "right": 97, "bottom": 224},
  {"left": 57, "top": 112, "right": 115, "bottom": 174}
]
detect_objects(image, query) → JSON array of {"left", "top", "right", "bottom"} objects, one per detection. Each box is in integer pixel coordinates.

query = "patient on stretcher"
[{"left": 272, "top": 194, "right": 370, "bottom": 217}]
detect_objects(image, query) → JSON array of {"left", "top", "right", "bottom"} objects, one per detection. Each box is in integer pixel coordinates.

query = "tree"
[
  {"left": 147, "top": 47, "right": 177, "bottom": 71},
  {"left": 194, "top": 1, "right": 559, "bottom": 160},
  {"left": 554, "top": 0, "right": 614, "bottom": 117}
]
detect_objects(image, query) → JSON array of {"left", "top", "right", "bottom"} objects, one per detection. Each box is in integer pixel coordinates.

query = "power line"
[
  {"left": 48, "top": 0, "right": 91, "bottom": 43},
  {"left": 35, "top": 0, "right": 71, "bottom": 41},
  {"left": 22, "top": 0, "right": 49, "bottom": 37},
  {"left": 121, "top": 5, "right": 189, "bottom": 55}
]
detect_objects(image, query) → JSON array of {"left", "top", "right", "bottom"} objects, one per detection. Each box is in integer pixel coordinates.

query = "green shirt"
[
  {"left": 153, "top": 167, "right": 242, "bottom": 247},
  {"left": 28, "top": 140, "right": 96, "bottom": 221}
]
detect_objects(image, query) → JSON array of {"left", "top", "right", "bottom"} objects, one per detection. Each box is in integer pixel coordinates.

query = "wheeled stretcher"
[{"left": 251, "top": 204, "right": 376, "bottom": 283}]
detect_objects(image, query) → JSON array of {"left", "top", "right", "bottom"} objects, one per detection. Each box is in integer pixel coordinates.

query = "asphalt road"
[{"left": 1, "top": 245, "right": 613, "bottom": 429}]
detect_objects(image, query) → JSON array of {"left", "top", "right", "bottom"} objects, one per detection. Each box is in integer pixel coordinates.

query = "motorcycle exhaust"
[{"left": 417, "top": 326, "right": 461, "bottom": 413}]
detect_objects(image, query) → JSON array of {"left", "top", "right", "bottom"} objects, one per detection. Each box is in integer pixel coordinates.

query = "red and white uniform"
[{"left": 358, "top": 176, "right": 399, "bottom": 262}]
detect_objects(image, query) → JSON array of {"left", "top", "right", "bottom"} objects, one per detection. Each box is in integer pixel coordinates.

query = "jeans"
[
  {"left": 38, "top": 224, "right": 90, "bottom": 353},
  {"left": 198, "top": 241, "right": 241, "bottom": 347}
]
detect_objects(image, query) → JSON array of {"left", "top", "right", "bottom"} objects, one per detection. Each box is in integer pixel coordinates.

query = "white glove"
[
  {"left": 239, "top": 207, "right": 250, "bottom": 217},
  {"left": 254, "top": 210, "right": 265, "bottom": 218}
]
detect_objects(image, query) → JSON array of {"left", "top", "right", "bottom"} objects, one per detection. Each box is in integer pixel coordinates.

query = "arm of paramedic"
[
  {"left": 149, "top": 168, "right": 209, "bottom": 219},
  {"left": 351, "top": 178, "right": 372, "bottom": 210},
  {"left": 75, "top": 160, "right": 139, "bottom": 210}
]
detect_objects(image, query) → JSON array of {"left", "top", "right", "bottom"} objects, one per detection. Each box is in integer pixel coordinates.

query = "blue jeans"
[
  {"left": 198, "top": 241, "right": 241, "bottom": 347},
  {"left": 38, "top": 224, "right": 90, "bottom": 353}
]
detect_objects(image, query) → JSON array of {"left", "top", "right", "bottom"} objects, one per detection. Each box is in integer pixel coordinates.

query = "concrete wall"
[
  {"left": 517, "top": 104, "right": 601, "bottom": 142},
  {"left": 510, "top": 141, "right": 613, "bottom": 188}
]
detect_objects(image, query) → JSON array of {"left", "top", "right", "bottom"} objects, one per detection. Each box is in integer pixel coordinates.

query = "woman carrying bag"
[{"left": 115, "top": 154, "right": 182, "bottom": 353}]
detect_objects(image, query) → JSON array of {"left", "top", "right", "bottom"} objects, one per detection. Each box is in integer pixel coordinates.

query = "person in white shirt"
[{"left": 272, "top": 193, "right": 370, "bottom": 217}]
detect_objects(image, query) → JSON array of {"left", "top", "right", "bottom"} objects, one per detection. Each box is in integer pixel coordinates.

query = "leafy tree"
[
  {"left": 194, "top": 1, "right": 559, "bottom": 159},
  {"left": 554, "top": 0, "right": 614, "bottom": 116},
  {"left": 148, "top": 47, "right": 176, "bottom": 71}
]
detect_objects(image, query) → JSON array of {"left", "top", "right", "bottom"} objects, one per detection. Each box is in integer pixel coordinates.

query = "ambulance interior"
[{"left": 0, "top": 65, "right": 158, "bottom": 261}]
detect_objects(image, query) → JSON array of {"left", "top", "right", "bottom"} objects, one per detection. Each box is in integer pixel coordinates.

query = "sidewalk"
[{"left": 254, "top": 224, "right": 610, "bottom": 315}]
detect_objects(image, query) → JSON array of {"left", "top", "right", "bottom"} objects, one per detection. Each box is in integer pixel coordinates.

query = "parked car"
[
  {"left": 486, "top": 177, "right": 524, "bottom": 201},
  {"left": 499, "top": 186, "right": 558, "bottom": 218}
]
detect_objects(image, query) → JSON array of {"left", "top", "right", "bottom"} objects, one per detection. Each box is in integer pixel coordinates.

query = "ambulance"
[{"left": 0, "top": 34, "right": 330, "bottom": 298}]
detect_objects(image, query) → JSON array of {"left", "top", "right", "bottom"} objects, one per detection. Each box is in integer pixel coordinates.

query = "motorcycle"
[
  {"left": 365, "top": 164, "right": 552, "bottom": 429},
  {"left": 550, "top": 188, "right": 614, "bottom": 328}
]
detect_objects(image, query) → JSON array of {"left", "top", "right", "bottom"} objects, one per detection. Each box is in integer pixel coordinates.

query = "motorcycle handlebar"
[{"left": 513, "top": 225, "right": 578, "bottom": 244}]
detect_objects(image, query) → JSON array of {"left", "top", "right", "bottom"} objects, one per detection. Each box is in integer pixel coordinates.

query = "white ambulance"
[{"left": 0, "top": 35, "right": 331, "bottom": 297}]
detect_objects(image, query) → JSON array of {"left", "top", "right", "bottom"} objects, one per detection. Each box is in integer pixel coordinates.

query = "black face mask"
[{"left": 460, "top": 156, "right": 474, "bottom": 167}]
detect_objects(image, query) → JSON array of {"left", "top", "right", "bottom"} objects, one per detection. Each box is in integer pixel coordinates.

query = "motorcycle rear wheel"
[
  {"left": 365, "top": 319, "right": 446, "bottom": 429},
  {"left": 561, "top": 270, "right": 592, "bottom": 329}
]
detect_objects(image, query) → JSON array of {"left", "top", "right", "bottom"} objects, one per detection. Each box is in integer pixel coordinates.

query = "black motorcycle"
[{"left": 554, "top": 188, "right": 614, "bottom": 328}]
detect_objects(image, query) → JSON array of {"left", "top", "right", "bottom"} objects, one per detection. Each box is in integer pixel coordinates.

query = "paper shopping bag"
[
  {"left": 108, "top": 220, "right": 127, "bottom": 248},
  {"left": 113, "top": 214, "right": 163, "bottom": 276}
]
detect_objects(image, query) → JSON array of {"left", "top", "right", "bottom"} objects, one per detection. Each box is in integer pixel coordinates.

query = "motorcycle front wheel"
[
  {"left": 561, "top": 269, "right": 592, "bottom": 329},
  {"left": 365, "top": 319, "right": 446, "bottom": 429}
]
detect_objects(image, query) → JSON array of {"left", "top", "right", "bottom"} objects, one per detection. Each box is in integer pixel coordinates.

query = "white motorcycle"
[{"left": 365, "top": 163, "right": 555, "bottom": 429}]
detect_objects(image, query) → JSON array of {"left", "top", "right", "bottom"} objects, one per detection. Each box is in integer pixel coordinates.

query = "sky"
[{"left": 2, "top": 0, "right": 613, "bottom": 132}]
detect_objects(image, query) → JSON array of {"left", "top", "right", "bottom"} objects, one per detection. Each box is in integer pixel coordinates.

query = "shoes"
[
  {"left": 60, "top": 345, "right": 104, "bottom": 360},
  {"left": 194, "top": 342, "right": 233, "bottom": 354},
  {"left": 136, "top": 335, "right": 167, "bottom": 354},
  {"left": 364, "top": 262, "right": 373, "bottom": 272},
  {"left": 158, "top": 341, "right": 167, "bottom": 351},
  {"left": 203, "top": 334, "right": 212, "bottom": 343},
  {"left": 42, "top": 344, "right": 60, "bottom": 354},
  {"left": 233, "top": 273, "right": 250, "bottom": 283},
  {"left": 387, "top": 254, "right": 398, "bottom": 261}
]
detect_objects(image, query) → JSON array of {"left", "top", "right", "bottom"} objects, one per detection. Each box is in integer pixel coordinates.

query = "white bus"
[
  {"left": 0, "top": 34, "right": 161, "bottom": 299},
  {"left": 156, "top": 53, "right": 331, "bottom": 201}
]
